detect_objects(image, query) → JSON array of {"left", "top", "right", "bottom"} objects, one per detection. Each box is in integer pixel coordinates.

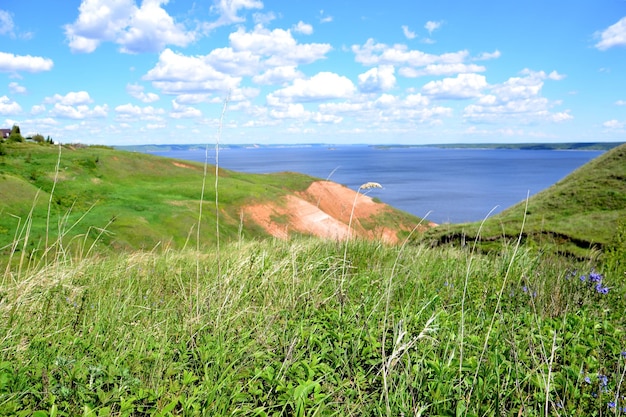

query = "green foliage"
[
  {"left": 0, "top": 239, "right": 624, "bottom": 415},
  {"left": 32, "top": 134, "right": 45, "bottom": 144}
]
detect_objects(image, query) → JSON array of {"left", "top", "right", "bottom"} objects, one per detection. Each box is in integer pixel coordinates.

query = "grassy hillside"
[
  {"left": 0, "top": 142, "right": 420, "bottom": 260},
  {"left": 1, "top": 236, "right": 624, "bottom": 415},
  {"left": 423, "top": 143, "right": 626, "bottom": 257}
]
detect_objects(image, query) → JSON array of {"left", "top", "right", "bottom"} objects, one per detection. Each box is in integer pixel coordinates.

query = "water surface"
[{"left": 149, "top": 146, "right": 602, "bottom": 224}]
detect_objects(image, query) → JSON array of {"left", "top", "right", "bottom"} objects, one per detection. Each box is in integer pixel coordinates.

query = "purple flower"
[
  {"left": 580, "top": 275, "right": 587, "bottom": 282},
  {"left": 608, "top": 401, "right": 616, "bottom": 409},
  {"left": 621, "top": 351, "right": 626, "bottom": 358},
  {"left": 598, "top": 374, "right": 608, "bottom": 387},
  {"left": 590, "top": 271, "right": 603, "bottom": 283},
  {"left": 584, "top": 376, "right": 591, "bottom": 384},
  {"left": 595, "top": 284, "right": 609, "bottom": 294}
]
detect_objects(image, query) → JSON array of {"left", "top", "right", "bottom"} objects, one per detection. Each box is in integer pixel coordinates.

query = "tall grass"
[{"left": 1, "top": 232, "right": 625, "bottom": 415}]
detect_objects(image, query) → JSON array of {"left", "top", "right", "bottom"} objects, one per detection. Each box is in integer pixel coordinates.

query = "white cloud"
[
  {"left": 126, "top": 83, "right": 159, "bottom": 103},
  {"left": 207, "top": 0, "right": 263, "bottom": 30},
  {"left": 422, "top": 73, "right": 487, "bottom": 99},
  {"left": 402, "top": 25, "right": 416, "bottom": 40},
  {"left": 595, "top": 16, "right": 626, "bottom": 50},
  {"left": 0, "top": 96, "right": 22, "bottom": 115},
  {"left": 358, "top": 65, "right": 396, "bottom": 93},
  {"left": 0, "top": 52, "right": 53, "bottom": 73},
  {"left": 269, "top": 103, "right": 310, "bottom": 119},
  {"left": 399, "top": 63, "right": 485, "bottom": 77},
  {"left": 45, "top": 91, "right": 93, "bottom": 105},
  {"left": 143, "top": 48, "right": 242, "bottom": 95},
  {"left": 474, "top": 50, "right": 501, "bottom": 61},
  {"left": 31, "top": 105, "right": 46, "bottom": 115},
  {"left": 9, "top": 82, "right": 26, "bottom": 94},
  {"left": 229, "top": 25, "right": 332, "bottom": 66},
  {"left": 293, "top": 21, "right": 313, "bottom": 35},
  {"left": 462, "top": 70, "right": 571, "bottom": 124},
  {"left": 424, "top": 20, "right": 442, "bottom": 35},
  {"left": 603, "top": 119, "right": 624, "bottom": 129},
  {"left": 319, "top": 9, "right": 333, "bottom": 23},
  {"left": 352, "top": 39, "right": 467, "bottom": 67},
  {"left": 616, "top": 100, "right": 626, "bottom": 106},
  {"left": 253, "top": 66, "right": 303, "bottom": 85},
  {"left": 267, "top": 72, "right": 356, "bottom": 104},
  {"left": 115, "top": 103, "right": 165, "bottom": 120},
  {"left": 170, "top": 100, "right": 202, "bottom": 118},
  {"left": 50, "top": 103, "right": 108, "bottom": 119},
  {"left": 65, "top": 0, "right": 196, "bottom": 54},
  {"left": 0, "top": 10, "right": 15, "bottom": 36}
]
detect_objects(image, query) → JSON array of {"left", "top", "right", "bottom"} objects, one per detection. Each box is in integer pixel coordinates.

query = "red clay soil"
[{"left": 242, "top": 180, "right": 427, "bottom": 244}]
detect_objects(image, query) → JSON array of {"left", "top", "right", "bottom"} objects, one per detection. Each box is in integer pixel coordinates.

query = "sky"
[{"left": 0, "top": 0, "right": 625, "bottom": 146}]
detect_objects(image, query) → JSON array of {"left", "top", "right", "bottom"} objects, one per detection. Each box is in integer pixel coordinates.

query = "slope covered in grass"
[
  {"left": 1, "top": 237, "right": 624, "bottom": 415},
  {"left": 424, "top": 143, "right": 626, "bottom": 256},
  {"left": 0, "top": 142, "right": 421, "bottom": 258}
]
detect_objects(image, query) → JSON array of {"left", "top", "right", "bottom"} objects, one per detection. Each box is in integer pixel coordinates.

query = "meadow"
[{"left": 1, "top": 141, "right": 625, "bottom": 416}]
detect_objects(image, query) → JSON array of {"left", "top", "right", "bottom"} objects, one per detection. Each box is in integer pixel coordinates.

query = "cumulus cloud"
[
  {"left": 44, "top": 91, "right": 93, "bottom": 105},
  {"left": 422, "top": 73, "right": 487, "bottom": 99},
  {"left": 0, "top": 96, "right": 22, "bottom": 115},
  {"left": 207, "top": 0, "right": 263, "bottom": 30},
  {"left": 143, "top": 48, "right": 243, "bottom": 95},
  {"left": 50, "top": 103, "right": 108, "bottom": 119},
  {"left": 352, "top": 39, "right": 468, "bottom": 67},
  {"left": 616, "top": 100, "right": 626, "bottom": 106},
  {"left": 293, "top": 21, "right": 313, "bottom": 35},
  {"left": 595, "top": 16, "right": 626, "bottom": 50},
  {"left": 126, "top": 83, "right": 160, "bottom": 102},
  {"left": 462, "top": 69, "right": 571, "bottom": 124},
  {"left": 603, "top": 119, "right": 624, "bottom": 129},
  {"left": 115, "top": 103, "right": 165, "bottom": 120},
  {"left": 229, "top": 25, "right": 332, "bottom": 66},
  {"left": 170, "top": 100, "right": 202, "bottom": 119},
  {"left": 9, "top": 82, "right": 26, "bottom": 94},
  {"left": 0, "top": 52, "right": 54, "bottom": 73},
  {"left": 65, "top": 0, "right": 196, "bottom": 54},
  {"left": 253, "top": 66, "right": 303, "bottom": 85},
  {"left": 358, "top": 65, "right": 396, "bottom": 93},
  {"left": 424, "top": 20, "right": 442, "bottom": 35},
  {"left": 267, "top": 72, "right": 356, "bottom": 104},
  {"left": 399, "top": 63, "right": 485, "bottom": 77}
]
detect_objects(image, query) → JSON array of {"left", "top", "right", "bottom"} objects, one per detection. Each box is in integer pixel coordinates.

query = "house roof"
[{"left": 0, "top": 129, "right": 11, "bottom": 138}]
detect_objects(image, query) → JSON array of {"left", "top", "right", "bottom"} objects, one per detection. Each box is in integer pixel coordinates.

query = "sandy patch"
[
  {"left": 172, "top": 161, "right": 197, "bottom": 170},
  {"left": 243, "top": 180, "right": 414, "bottom": 244}
]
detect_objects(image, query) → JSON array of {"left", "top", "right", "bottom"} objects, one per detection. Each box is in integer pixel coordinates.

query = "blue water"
[{"left": 149, "top": 146, "right": 603, "bottom": 224}]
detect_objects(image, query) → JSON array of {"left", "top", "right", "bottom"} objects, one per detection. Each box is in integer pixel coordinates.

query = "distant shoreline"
[{"left": 116, "top": 142, "right": 623, "bottom": 153}]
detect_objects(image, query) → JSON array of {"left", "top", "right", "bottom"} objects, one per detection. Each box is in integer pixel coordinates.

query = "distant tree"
[
  {"left": 32, "top": 133, "right": 45, "bottom": 143},
  {"left": 8, "top": 125, "right": 24, "bottom": 143}
]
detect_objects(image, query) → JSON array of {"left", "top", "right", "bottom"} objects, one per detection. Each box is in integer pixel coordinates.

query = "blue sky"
[{"left": 1, "top": 0, "right": 625, "bottom": 145}]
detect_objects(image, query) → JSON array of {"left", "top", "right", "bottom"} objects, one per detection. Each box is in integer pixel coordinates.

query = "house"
[{"left": 0, "top": 128, "right": 11, "bottom": 139}]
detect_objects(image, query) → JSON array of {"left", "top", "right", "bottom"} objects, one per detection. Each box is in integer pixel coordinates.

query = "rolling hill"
[
  {"left": 0, "top": 142, "right": 423, "bottom": 259},
  {"left": 422, "top": 142, "right": 626, "bottom": 256}
]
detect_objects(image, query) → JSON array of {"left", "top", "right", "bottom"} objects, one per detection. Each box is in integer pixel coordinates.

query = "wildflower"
[
  {"left": 580, "top": 275, "right": 587, "bottom": 282},
  {"left": 595, "top": 284, "right": 609, "bottom": 294},
  {"left": 621, "top": 351, "right": 626, "bottom": 358},
  {"left": 584, "top": 376, "right": 591, "bottom": 384},
  {"left": 608, "top": 401, "right": 616, "bottom": 409},
  {"left": 590, "top": 271, "right": 603, "bottom": 283},
  {"left": 598, "top": 374, "right": 608, "bottom": 388}
]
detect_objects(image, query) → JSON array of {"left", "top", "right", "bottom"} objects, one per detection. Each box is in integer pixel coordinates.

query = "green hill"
[
  {"left": 423, "top": 143, "right": 626, "bottom": 256},
  {"left": 0, "top": 142, "right": 421, "bottom": 260}
]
